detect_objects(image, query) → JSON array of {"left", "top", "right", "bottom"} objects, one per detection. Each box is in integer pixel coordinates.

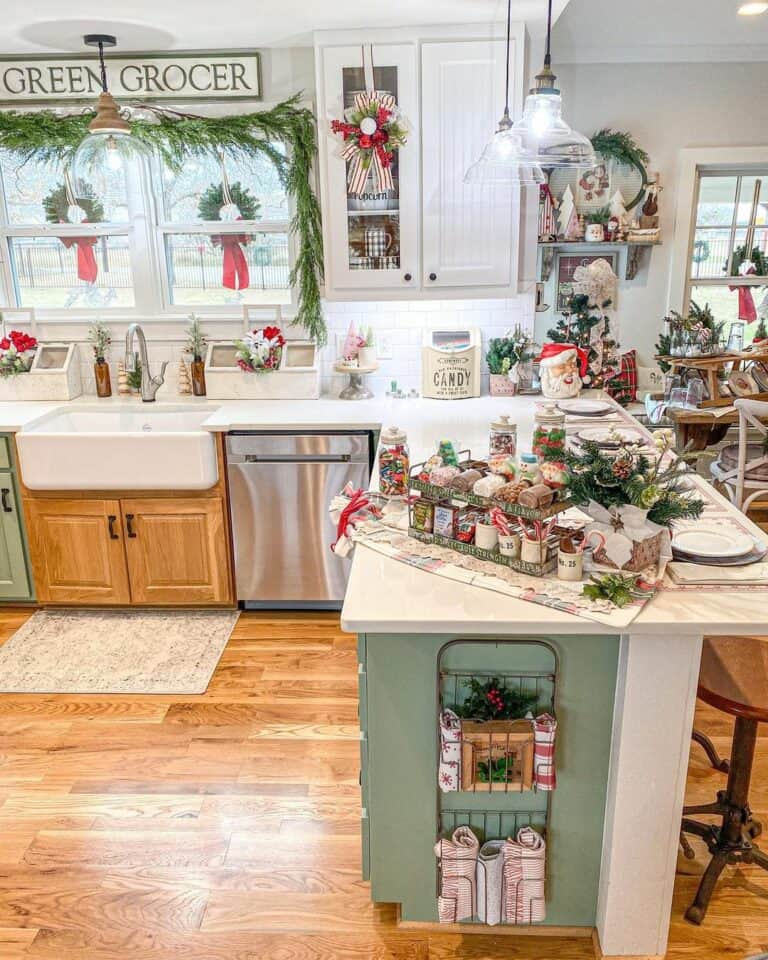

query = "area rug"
[{"left": 0, "top": 609, "right": 239, "bottom": 694}]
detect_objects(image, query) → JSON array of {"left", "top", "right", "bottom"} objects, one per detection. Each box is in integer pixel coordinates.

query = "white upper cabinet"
[
  {"left": 314, "top": 24, "right": 527, "bottom": 301},
  {"left": 421, "top": 40, "right": 518, "bottom": 289}
]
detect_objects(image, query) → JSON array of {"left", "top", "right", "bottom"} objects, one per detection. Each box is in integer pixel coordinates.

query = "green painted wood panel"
[
  {"left": 363, "top": 632, "right": 619, "bottom": 926},
  {"left": 0, "top": 470, "right": 31, "bottom": 600}
]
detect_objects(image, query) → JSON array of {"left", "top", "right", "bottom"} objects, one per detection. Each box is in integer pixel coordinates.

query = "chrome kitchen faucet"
[{"left": 125, "top": 323, "right": 168, "bottom": 402}]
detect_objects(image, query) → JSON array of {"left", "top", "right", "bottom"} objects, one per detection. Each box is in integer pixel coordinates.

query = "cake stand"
[{"left": 334, "top": 362, "right": 379, "bottom": 400}]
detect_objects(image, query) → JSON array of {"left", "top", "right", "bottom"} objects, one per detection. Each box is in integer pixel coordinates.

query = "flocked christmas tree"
[{"left": 547, "top": 293, "right": 619, "bottom": 390}]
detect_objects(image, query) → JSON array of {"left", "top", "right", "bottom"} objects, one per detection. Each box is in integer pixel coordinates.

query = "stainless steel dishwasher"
[{"left": 226, "top": 431, "right": 373, "bottom": 608}]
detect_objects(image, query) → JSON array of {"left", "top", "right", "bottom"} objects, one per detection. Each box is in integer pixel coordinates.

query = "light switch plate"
[{"left": 377, "top": 333, "right": 393, "bottom": 359}]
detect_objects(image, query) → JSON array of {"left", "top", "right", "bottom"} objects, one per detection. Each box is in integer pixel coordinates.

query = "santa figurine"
[{"left": 538, "top": 343, "right": 589, "bottom": 400}]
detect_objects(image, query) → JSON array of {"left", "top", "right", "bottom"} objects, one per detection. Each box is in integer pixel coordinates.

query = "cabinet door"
[
  {"left": 25, "top": 498, "right": 130, "bottom": 604},
  {"left": 0, "top": 476, "right": 31, "bottom": 600},
  {"left": 121, "top": 498, "right": 231, "bottom": 605},
  {"left": 318, "top": 42, "right": 419, "bottom": 292},
  {"left": 421, "top": 40, "right": 518, "bottom": 288}
]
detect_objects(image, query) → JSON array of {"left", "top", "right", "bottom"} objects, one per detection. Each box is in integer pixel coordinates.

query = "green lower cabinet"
[
  {"left": 360, "top": 632, "right": 619, "bottom": 927},
  {"left": 0, "top": 468, "right": 33, "bottom": 601}
]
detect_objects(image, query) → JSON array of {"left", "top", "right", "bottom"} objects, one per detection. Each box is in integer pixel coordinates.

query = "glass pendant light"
[
  {"left": 464, "top": 0, "right": 544, "bottom": 186},
  {"left": 71, "top": 35, "right": 147, "bottom": 200},
  {"left": 517, "top": 0, "right": 596, "bottom": 168}
]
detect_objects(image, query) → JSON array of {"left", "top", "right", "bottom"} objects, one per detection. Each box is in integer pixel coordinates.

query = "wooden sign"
[{"left": 0, "top": 52, "right": 261, "bottom": 105}]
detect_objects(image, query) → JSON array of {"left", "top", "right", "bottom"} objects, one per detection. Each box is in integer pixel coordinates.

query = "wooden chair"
[
  {"left": 681, "top": 635, "right": 768, "bottom": 924},
  {"left": 710, "top": 398, "right": 768, "bottom": 512}
]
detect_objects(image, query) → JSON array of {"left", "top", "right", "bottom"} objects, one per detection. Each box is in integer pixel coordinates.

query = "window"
[
  {"left": 0, "top": 143, "right": 292, "bottom": 317},
  {"left": 686, "top": 170, "right": 768, "bottom": 340}
]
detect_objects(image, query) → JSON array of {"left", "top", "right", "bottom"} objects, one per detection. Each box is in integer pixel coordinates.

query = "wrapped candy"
[
  {"left": 429, "top": 465, "right": 461, "bottom": 486},
  {"left": 473, "top": 474, "right": 506, "bottom": 498},
  {"left": 419, "top": 454, "right": 444, "bottom": 481},
  {"left": 449, "top": 469, "right": 483, "bottom": 492},
  {"left": 378, "top": 426, "right": 410, "bottom": 496}
]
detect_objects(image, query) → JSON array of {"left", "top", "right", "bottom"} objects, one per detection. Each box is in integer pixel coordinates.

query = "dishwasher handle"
[{"left": 231, "top": 454, "right": 353, "bottom": 464}]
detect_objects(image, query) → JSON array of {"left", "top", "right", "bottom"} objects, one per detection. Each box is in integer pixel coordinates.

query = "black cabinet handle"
[
  {"left": 428, "top": 272, "right": 437, "bottom": 281},
  {"left": 403, "top": 272, "right": 412, "bottom": 282},
  {"left": 0, "top": 488, "right": 11, "bottom": 513},
  {"left": 126, "top": 513, "right": 137, "bottom": 538},
  {"left": 107, "top": 515, "right": 119, "bottom": 540}
]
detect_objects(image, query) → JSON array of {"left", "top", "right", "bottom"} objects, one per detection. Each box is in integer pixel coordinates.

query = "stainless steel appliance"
[{"left": 226, "top": 432, "right": 372, "bottom": 609}]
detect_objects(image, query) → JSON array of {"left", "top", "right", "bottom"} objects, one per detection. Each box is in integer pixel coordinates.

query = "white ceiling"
[
  {"left": 1, "top": 2, "right": 568, "bottom": 53},
  {"left": 554, "top": 0, "right": 768, "bottom": 62}
]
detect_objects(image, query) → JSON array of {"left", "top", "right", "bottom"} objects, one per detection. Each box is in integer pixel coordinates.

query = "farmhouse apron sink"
[{"left": 17, "top": 406, "right": 219, "bottom": 490}]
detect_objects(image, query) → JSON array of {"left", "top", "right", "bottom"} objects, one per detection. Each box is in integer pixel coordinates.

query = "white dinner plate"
[
  {"left": 557, "top": 400, "right": 613, "bottom": 416},
  {"left": 577, "top": 426, "right": 645, "bottom": 446},
  {"left": 671, "top": 527, "right": 756, "bottom": 559}
]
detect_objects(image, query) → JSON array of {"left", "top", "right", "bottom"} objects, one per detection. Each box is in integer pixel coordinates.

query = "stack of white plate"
[
  {"left": 576, "top": 426, "right": 647, "bottom": 448},
  {"left": 671, "top": 527, "right": 767, "bottom": 566},
  {"left": 557, "top": 399, "right": 614, "bottom": 417}
]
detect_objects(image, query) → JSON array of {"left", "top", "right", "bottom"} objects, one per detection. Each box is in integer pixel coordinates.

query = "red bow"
[
  {"left": 213, "top": 219, "right": 250, "bottom": 291},
  {"left": 60, "top": 234, "right": 98, "bottom": 284}
]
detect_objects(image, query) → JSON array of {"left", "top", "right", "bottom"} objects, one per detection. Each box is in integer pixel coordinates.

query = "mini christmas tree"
[
  {"left": 557, "top": 185, "right": 579, "bottom": 240},
  {"left": 609, "top": 189, "right": 627, "bottom": 223},
  {"left": 177, "top": 358, "right": 192, "bottom": 395},
  {"left": 547, "top": 293, "right": 619, "bottom": 389},
  {"left": 117, "top": 361, "right": 131, "bottom": 396}
]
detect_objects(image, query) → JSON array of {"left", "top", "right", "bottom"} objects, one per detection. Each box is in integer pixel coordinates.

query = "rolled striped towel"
[
  {"left": 503, "top": 826, "right": 546, "bottom": 924},
  {"left": 533, "top": 713, "right": 557, "bottom": 791},
  {"left": 439, "top": 708, "right": 462, "bottom": 793},
  {"left": 434, "top": 825, "right": 479, "bottom": 922},
  {"left": 477, "top": 840, "right": 505, "bottom": 925}
]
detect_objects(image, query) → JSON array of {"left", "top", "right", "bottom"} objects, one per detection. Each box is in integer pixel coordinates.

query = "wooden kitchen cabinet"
[
  {"left": 121, "top": 498, "right": 230, "bottom": 605},
  {"left": 25, "top": 498, "right": 131, "bottom": 605}
]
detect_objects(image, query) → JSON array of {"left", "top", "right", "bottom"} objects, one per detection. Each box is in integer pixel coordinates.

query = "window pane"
[
  {"left": 8, "top": 235, "right": 135, "bottom": 309},
  {"left": 163, "top": 232, "right": 291, "bottom": 306},
  {"left": 737, "top": 176, "right": 762, "bottom": 226},
  {"left": 696, "top": 176, "right": 738, "bottom": 227},
  {"left": 690, "top": 228, "right": 731, "bottom": 279},
  {"left": 160, "top": 149, "right": 288, "bottom": 224},
  {"left": 689, "top": 283, "right": 768, "bottom": 346},
  {"left": 0, "top": 151, "right": 129, "bottom": 225}
]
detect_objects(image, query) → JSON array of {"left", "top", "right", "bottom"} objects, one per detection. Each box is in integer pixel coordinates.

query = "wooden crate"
[{"left": 460, "top": 720, "right": 534, "bottom": 792}]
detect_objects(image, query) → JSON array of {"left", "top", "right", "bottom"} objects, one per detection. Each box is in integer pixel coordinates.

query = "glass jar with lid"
[
  {"left": 532, "top": 402, "right": 566, "bottom": 462},
  {"left": 489, "top": 414, "right": 517, "bottom": 458},
  {"left": 378, "top": 426, "right": 410, "bottom": 497}
]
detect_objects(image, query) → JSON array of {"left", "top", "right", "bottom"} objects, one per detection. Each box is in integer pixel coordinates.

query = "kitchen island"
[{"left": 339, "top": 393, "right": 768, "bottom": 958}]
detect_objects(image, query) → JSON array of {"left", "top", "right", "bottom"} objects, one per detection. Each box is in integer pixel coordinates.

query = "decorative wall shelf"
[{"left": 537, "top": 240, "right": 662, "bottom": 283}]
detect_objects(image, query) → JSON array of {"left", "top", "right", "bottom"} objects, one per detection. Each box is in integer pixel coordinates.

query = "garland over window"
[{"left": 0, "top": 94, "right": 325, "bottom": 343}]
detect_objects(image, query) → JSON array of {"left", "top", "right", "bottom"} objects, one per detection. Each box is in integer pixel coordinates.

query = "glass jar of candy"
[
  {"left": 489, "top": 414, "right": 517, "bottom": 458},
  {"left": 532, "top": 402, "right": 566, "bottom": 462},
  {"left": 378, "top": 426, "right": 410, "bottom": 497}
]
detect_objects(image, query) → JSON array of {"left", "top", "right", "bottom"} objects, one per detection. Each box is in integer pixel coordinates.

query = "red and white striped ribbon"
[{"left": 342, "top": 91, "right": 396, "bottom": 196}]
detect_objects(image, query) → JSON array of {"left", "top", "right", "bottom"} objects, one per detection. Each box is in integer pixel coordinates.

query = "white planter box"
[
  {"left": 203, "top": 340, "right": 319, "bottom": 400},
  {"left": 0, "top": 343, "right": 82, "bottom": 401}
]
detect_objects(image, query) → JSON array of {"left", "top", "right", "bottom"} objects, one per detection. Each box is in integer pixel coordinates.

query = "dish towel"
[
  {"left": 477, "top": 840, "right": 506, "bottom": 925},
  {"left": 434, "top": 825, "right": 479, "bottom": 922},
  {"left": 533, "top": 713, "right": 557, "bottom": 791},
  {"left": 503, "top": 826, "right": 547, "bottom": 923},
  {"left": 438, "top": 708, "right": 462, "bottom": 793}
]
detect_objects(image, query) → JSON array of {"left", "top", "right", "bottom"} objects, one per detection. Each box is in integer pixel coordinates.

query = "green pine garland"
[{"left": 0, "top": 95, "right": 325, "bottom": 343}]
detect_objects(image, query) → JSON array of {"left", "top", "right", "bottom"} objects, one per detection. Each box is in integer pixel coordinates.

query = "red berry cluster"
[
  {"left": 0, "top": 330, "right": 37, "bottom": 353},
  {"left": 486, "top": 687, "right": 505, "bottom": 713}
]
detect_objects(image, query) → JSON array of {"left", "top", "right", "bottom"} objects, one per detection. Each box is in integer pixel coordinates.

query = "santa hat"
[{"left": 538, "top": 342, "right": 588, "bottom": 378}]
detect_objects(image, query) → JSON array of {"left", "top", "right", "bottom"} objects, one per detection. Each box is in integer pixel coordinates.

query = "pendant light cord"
[
  {"left": 97, "top": 40, "right": 108, "bottom": 93},
  {"left": 503, "top": 0, "right": 512, "bottom": 118},
  {"left": 544, "top": 0, "right": 553, "bottom": 67}
]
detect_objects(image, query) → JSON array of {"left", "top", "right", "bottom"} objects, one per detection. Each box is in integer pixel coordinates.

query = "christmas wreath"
[
  {"left": 42, "top": 181, "right": 104, "bottom": 285},
  {"left": 198, "top": 182, "right": 260, "bottom": 291},
  {"left": 331, "top": 92, "right": 407, "bottom": 197},
  {"left": 589, "top": 129, "right": 650, "bottom": 211},
  {"left": 197, "top": 181, "right": 260, "bottom": 222}
]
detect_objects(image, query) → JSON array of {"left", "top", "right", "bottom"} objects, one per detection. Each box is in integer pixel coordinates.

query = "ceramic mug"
[
  {"left": 498, "top": 533, "right": 521, "bottom": 559},
  {"left": 557, "top": 549, "right": 584, "bottom": 582},
  {"left": 349, "top": 256, "right": 372, "bottom": 270},
  {"left": 475, "top": 522, "right": 499, "bottom": 552},
  {"left": 585, "top": 223, "right": 605, "bottom": 242},
  {"left": 364, "top": 227, "right": 393, "bottom": 258},
  {"left": 520, "top": 538, "right": 547, "bottom": 565}
]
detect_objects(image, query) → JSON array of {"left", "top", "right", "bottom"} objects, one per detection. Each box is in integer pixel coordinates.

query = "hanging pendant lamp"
[
  {"left": 70, "top": 34, "right": 147, "bottom": 199},
  {"left": 464, "top": 0, "right": 544, "bottom": 186},
  {"left": 516, "top": 0, "right": 595, "bottom": 168}
]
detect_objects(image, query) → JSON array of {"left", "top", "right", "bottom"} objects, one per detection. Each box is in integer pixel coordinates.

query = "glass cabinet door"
[{"left": 320, "top": 43, "right": 419, "bottom": 292}]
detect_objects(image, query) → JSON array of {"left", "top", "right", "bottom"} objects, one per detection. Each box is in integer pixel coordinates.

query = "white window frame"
[
  {"left": 0, "top": 102, "right": 299, "bottom": 325},
  {"left": 669, "top": 146, "right": 768, "bottom": 316}
]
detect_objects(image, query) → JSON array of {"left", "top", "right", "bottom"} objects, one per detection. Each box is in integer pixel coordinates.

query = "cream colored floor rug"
[{"left": 0, "top": 609, "right": 239, "bottom": 694}]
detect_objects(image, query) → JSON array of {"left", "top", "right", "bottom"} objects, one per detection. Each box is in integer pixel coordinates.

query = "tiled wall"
[{"left": 49, "top": 294, "right": 535, "bottom": 398}]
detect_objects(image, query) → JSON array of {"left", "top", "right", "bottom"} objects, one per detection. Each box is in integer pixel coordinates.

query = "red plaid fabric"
[
  {"left": 606, "top": 349, "right": 638, "bottom": 404},
  {"left": 533, "top": 714, "right": 557, "bottom": 791}
]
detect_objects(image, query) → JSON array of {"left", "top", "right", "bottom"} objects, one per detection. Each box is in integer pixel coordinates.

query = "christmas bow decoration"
[
  {"left": 331, "top": 92, "right": 407, "bottom": 197},
  {"left": 60, "top": 232, "right": 98, "bottom": 284},
  {"left": 572, "top": 258, "right": 618, "bottom": 308},
  {"left": 329, "top": 483, "right": 383, "bottom": 557},
  {"left": 212, "top": 222, "right": 250, "bottom": 291}
]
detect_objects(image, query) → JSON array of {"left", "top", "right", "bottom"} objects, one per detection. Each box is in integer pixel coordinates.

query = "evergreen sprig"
[
  {"left": 590, "top": 129, "right": 649, "bottom": 171},
  {"left": 0, "top": 96, "right": 325, "bottom": 343},
  {"left": 583, "top": 573, "right": 639, "bottom": 608},
  {"left": 453, "top": 677, "right": 538, "bottom": 721}
]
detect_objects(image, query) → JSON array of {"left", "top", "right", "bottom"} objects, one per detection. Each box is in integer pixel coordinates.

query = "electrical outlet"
[{"left": 377, "top": 333, "right": 393, "bottom": 359}]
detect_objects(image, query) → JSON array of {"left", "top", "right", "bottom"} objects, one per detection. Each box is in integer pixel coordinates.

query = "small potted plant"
[
  {"left": 0, "top": 330, "right": 38, "bottom": 378},
  {"left": 585, "top": 206, "right": 611, "bottom": 242},
  {"left": 88, "top": 319, "right": 112, "bottom": 398},
  {"left": 752, "top": 317, "right": 768, "bottom": 345},
  {"left": 358, "top": 327, "right": 377, "bottom": 368},
  {"left": 486, "top": 326, "right": 536, "bottom": 396},
  {"left": 184, "top": 313, "right": 207, "bottom": 396}
]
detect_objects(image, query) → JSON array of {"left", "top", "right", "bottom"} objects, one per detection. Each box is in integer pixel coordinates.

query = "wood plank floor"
[{"left": 0, "top": 609, "right": 764, "bottom": 959}]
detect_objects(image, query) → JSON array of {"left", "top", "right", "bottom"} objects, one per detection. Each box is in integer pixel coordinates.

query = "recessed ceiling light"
[{"left": 739, "top": 2, "right": 768, "bottom": 14}]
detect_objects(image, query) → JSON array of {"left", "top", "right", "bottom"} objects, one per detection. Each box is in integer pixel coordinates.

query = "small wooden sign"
[{"left": 460, "top": 720, "right": 534, "bottom": 792}]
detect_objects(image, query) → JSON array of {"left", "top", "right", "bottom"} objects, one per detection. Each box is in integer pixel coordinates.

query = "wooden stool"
[{"left": 681, "top": 635, "right": 768, "bottom": 924}]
